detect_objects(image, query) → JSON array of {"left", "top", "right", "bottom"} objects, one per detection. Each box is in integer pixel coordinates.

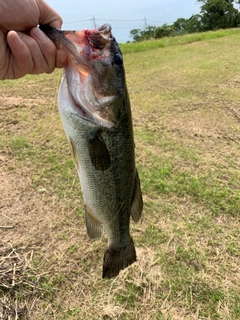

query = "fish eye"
[{"left": 113, "top": 53, "right": 123, "bottom": 65}]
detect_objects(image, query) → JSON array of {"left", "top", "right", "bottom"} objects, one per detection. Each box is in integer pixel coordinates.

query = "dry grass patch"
[{"left": 1, "top": 32, "right": 240, "bottom": 319}]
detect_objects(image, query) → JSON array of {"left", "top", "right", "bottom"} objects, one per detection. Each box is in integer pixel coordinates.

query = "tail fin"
[{"left": 102, "top": 236, "right": 136, "bottom": 279}]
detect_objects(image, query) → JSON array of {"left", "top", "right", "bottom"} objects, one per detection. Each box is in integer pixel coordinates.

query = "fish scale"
[{"left": 40, "top": 24, "right": 143, "bottom": 279}]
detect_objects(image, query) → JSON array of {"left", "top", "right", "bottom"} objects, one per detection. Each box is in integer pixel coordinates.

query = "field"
[{"left": 0, "top": 30, "right": 240, "bottom": 319}]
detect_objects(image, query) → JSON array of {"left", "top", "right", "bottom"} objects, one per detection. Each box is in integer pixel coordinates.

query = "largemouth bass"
[{"left": 40, "top": 24, "right": 143, "bottom": 279}]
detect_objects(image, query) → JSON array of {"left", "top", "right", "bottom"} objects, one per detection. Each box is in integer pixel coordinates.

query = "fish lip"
[
  {"left": 39, "top": 24, "right": 89, "bottom": 72},
  {"left": 39, "top": 24, "right": 113, "bottom": 58},
  {"left": 41, "top": 24, "right": 117, "bottom": 129},
  {"left": 98, "top": 24, "right": 112, "bottom": 35},
  {"left": 59, "top": 24, "right": 113, "bottom": 51}
]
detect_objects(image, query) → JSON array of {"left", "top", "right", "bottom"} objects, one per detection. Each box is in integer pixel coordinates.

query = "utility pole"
[
  {"left": 91, "top": 15, "right": 97, "bottom": 29},
  {"left": 144, "top": 16, "right": 147, "bottom": 28}
]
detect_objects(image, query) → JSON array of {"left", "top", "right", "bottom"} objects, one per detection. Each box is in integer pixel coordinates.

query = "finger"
[
  {"left": 56, "top": 49, "right": 68, "bottom": 69},
  {"left": 9, "top": 31, "right": 46, "bottom": 75},
  {"left": 8, "top": 30, "right": 54, "bottom": 76},
  {"left": 37, "top": 1, "right": 63, "bottom": 29},
  {"left": 0, "top": 31, "right": 8, "bottom": 79},
  {"left": 7, "top": 31, "right": 33, "bottom": 79},
  {"left": 31, "top": 28, "right": 67, "bottom": 71},
  {"left": 30, "top": 27, "right": 56, "bottom": 73}
]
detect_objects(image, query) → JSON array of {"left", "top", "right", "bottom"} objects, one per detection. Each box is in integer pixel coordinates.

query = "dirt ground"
[{"left": 1, "top": 35, "right": 240, "bottom": 319}]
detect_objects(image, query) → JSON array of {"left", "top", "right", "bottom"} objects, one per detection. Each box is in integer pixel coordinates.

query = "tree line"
[{"left": 130, "top": 0, "right": 240, "bottom": 41}]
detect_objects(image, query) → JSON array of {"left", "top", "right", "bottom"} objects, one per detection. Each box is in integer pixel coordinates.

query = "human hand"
[{"left": 0, "top": 0, "right": 67, "bottom": 80}]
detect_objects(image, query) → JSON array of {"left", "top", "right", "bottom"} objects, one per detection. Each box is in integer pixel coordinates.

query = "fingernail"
[
  {"left": 13, "top": 32, "right": 23, "bottom": 46},
  {"left": 60, "top": 56, "right": 67, "bottom": 64},
  {"left": 58, "top": 51, "right": 68, "bottom": 65},
  {"left": 32, "top": 27, "right": 47, "bottom": 42}
]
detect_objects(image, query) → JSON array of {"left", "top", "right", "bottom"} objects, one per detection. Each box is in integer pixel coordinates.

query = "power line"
[
  {"left": 96, "top": 18, "right": 145, "bottom": 22},
  {"left": 62, "top": 16, "right": 153, "bottom": 35},
  {"left": 63, "top": 17, "right": 148, "bottom": 25},
  {"left": 147, "top": 19, "right": 171, "bottom": 24},
  {"left": 64, "top": 19, "right": 92, "bottom": 24}
]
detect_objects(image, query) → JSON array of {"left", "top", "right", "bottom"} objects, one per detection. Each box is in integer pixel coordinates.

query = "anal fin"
[
  {"left": 131, "top": 170, "right": 143, "bottom": 223},
  {"left": 85, "top": 208, "right": 103, "bottom": 240},
  {"left": 87, "top": 129, "right": 110, "bottom": 171}
]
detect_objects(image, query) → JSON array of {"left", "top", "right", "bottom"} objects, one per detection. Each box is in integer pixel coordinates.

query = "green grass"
[
  {"left": 120, "top": 28, "right": 240, "bottom": 53},
  {"left": 1, "top": 29, "right": 240, "bottom": 320}
]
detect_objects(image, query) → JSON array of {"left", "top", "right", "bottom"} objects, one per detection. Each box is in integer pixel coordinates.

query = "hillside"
[{"left": 0, "top": 30, "right": 239, "bottom": 319}]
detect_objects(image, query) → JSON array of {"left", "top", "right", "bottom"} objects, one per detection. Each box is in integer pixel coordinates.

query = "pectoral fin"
[
  {"left": 87, "top": 129, "right": 110, "bottom": 171},
  {"left": 85, "top": 208, "right": 103, "bottom": 240},
  {"left": 131, "top": 171, "right": 143, "bottom": 223}
]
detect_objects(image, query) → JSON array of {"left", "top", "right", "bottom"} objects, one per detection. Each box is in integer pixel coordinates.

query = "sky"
[{"left": 47, "top": 0, "right": 202, "bottom": 43}]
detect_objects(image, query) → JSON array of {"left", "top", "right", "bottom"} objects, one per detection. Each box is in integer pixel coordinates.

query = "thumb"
[
  {"left": 37, "top": 1, "right": 63, "bottom": 29},
  {"left": 0, "top": 31, "right": 8, "bottom": 79}
]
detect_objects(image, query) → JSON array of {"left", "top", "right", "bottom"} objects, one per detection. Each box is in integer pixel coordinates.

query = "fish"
[{"left": 39, "top": 24, "right": 143, "bottom": 279}]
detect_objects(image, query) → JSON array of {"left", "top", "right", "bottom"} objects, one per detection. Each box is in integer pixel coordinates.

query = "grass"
[
  {"left": 1, "top": 29, "right": 240, "bottom": 319},
  {"left": 120, "top": 28, "right": 240, "bottom": 53}
]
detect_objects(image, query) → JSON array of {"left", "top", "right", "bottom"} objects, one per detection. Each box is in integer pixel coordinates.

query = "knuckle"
[
  {"left": 45, "top": 65, "right": 55, "bottom": 74},
  {"left": 47, "top": 45, "right": 56, "bottom": 57},
  {"left": 42, "top": 39, "right": 56, "bottom": 54}
]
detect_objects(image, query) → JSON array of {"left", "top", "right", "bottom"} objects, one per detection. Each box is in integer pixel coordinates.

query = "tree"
[
  {"left": 185, "top": 14, "right": 203, "bottom": 33},
  {"left": 154, "top": 24, "right": 173, "bottom": 38},
  {"left": 129, "top": 0, "right": 240, "bottom": 42},
  {"left": 172, "top": 18, "right": 188, "bottom": 33},
  {"left": 130, "top": 26, "right": 157, "bottom": 41},
  {"left": 129, "top": 29, "right": 142, "bottom": 42},
  {"left": 199, "top": 0, "right": 239, "bottom": 30},
  {"left": 141, "top": 26, "right": 157, "bottom": 40},
  {"left": 197, "top": 0, "right": 235, "bottom": 3}
]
